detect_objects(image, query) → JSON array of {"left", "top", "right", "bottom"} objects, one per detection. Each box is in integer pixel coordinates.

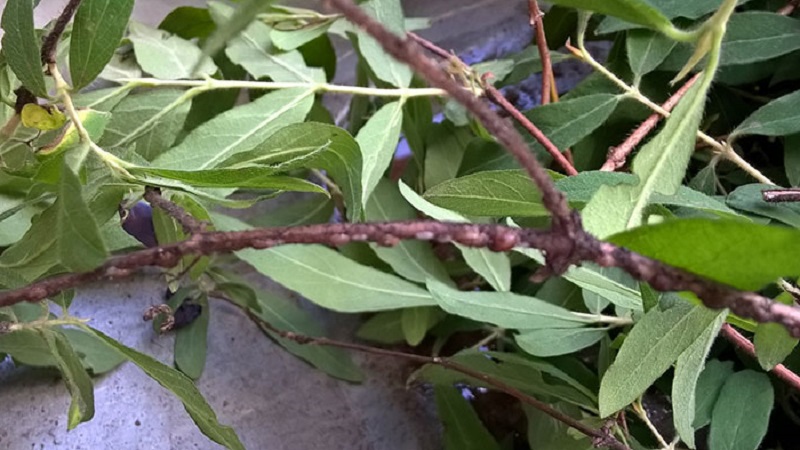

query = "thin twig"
[
  {"left": 601, "top": 72, "right": 702, "bottom": 171},
  {"left": 528, "top": 0, "right": 553, "bottom": 105},
  {"left": 720, "top": 324, "right": 800, "bottom": 392},
  {"left": 484, "top": 84, "right": 578, "bottom": 175},
  {"left": 143, "top": 187, "right": 206, "bottom": 234},
  {"left": 778, "top": 0, "right": 800, "bottom": 15},
  {"left": 224, "top": 296, "right": 630, "bottom": 450},
  {"left": 762, "top": 189, "right": 800, "bottom": 203},
  {"left": 41, "top": 0, "right": 82, "bottom": 65},
  {"left": 408, "top": 32, "right": 578, "bottom": 176}
]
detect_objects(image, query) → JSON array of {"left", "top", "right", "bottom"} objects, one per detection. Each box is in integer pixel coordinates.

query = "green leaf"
[
  {"left": 40, "top": 328, "right": 95, "bottom": 430},
  {"left": 525, "top": 403, "right": 592, "bottom": 450},
  {"left": 555, "top": 171, "right": 636, "bottom": 203},
  {"left": 423, "top": 170, "right": 547, "bottom": 217},
  {"left": 726, "top": 183, "right": 800, "bottom": 227},
  {"left": 356, "top": 0, "right": 412, "bottom": 87},
  {"left": 786, "top": 134, "right": 800, "bottom": 187},
  {"left": 609, "top": 218, "right": 800, "bottom": 291},
  {"left": 401, "top": 307, "right": 443, "bottom": 346},
  {"left": 426, "top": 278, "right": 595, "bottom": 330},
  {"left": 423, "top": 123, "right": 470, "bottom": 189},
  {"left": 69, "top": 0, "right": 135, "bottom": 90},
  {"left": 1, "top": 0, "right": 47, "bottom": 97},
  {"left": 367, "top": 179, "right": 450, "bottom": 283},
  {"left": 36, "top": 108, "right": 111, "bottom": 158},
  {"left": 522, "top": 94, "right": 620, "bottom": 159},
  {"left": 174, "top": 295, "right": 210, "bottom": 380},
  {"left": 152, "top": 87, "right": 314, "bottom": 170},
  {"left": 89, "top": 328, "right": 244, "bottom": 450},
  {"left": 99, "top": 89, "right": 191, "bottom": 161},
  {"left": 201, "top": 0, "right": 275, "bottom": 68},
  {"left": 416, "top": 351, "right": 597, "bottom": 408},
  {"left": 128, "top": 22, "right": 218, "bottom": 80},
  {"left": 400, "top": 181, "right": 511, "bottom": 292},
  {"left": 209, "top": 2, "right": 324, "bottom": 83},
  {"left": 693, "top": 359, "right": 734, "bottom": 428},
  {"left": 356, "top": 101, "right": 403, "bottom": 204},
  {"left": 435, "top": 386, "right": 501, "bottom": 450},
  {"left": 598, "top": 0, "right": 757, "bottom": 33},
  {"left": 213, "top": 213, "right": 434, "bottom": 312},
  {"left": 130, "top": 166, "right": 329, "bottom": 195},
  {"left": 731, "top": 89, "right": 800, "bottom": 139},
  {"left": 219, "top": 122, "right": 363, "bottom": 219},
  {"left": 357, "top": 310, "right": 406, "bottom": 344},
  {"left": 598, "top": 303, "right": 724, "bottom": 417},
  {"left": 512, "top": 243, "right": 643, "bottom": 311},
  {"left": 544, "top": 0, "right": 675, "bottom": 34},
  {"left": 708, "top": 371, "right": 773, "bottom": 450},
  {"left": 516, "top": 327, "right": 607, "bottom": 357},
  {"left": 672, "top": 310, "right": 727, "bottom": 448},
  {"left": 271, "top": 17, "right": 336, "bottom": 51},
  {"left": 159, "top": 6, "right": 215, "bottom": 40},
  {"left": 61, "top": 328, "right": 126, "bottom": 374},
  {"left": 0, "top": 328, "right": 55, "bottom": 366},
  {"left": 626, "top": 29, "right": 677, "bottom": 80},
  {"left": 57, "top": 163, "right": 108, "bottom": 272},
  {"left": 661, "top": 12, "right": 800, "bottom": 69},
  {"left": 754, "top": 293, "right": 799, "bottom": 370},
  {"left": 249, "top": 288, "right": 364, "bottom": 382},
  {"left": 582, "top": 81, "right": 706, "bottom": 237}
]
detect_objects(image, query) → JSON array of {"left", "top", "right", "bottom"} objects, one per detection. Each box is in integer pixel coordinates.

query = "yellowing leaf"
[{"left": 21, "top": 104, "right": 66, "bottom": 130}]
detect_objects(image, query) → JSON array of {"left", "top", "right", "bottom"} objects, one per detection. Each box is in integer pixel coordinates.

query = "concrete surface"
[{"left": 0, "top": 1, "right": 535, "bottom": 449}]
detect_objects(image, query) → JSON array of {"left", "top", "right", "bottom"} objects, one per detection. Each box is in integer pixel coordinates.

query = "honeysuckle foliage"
[{"left": 0, "top": 0, "right": 799, "bottom": 448}]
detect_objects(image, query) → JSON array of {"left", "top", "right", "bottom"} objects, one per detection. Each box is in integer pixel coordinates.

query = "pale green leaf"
[
  {"left": 694, "top": 360, "right": 734, "bottom": 428},
  {"left": 400, "top": 180, "right": 511, "bottom": 291},
  {"left": 544, "top": 0, "right": 675, "bottom": 34},
  {"left": 209, "top": 2, "right": 323, "bottom": 83},
  {"left": 174, "top": 295, "right": 209, "bottom": 380},
  {"left": 708, "top": 371, "right": 773, "bottom": 450},
  {"left": 727, "top": 183, "right": 800, "bottom": 227},
  {"left": 152, "top": 87, "right": 314, "bottom": 170},
  {"left": 356, "top": 0, "right": 412, "bottom": 87},
  {"left": 357, "top": 310, "right": 405, "bottom": 344},
  {"left": 423, "top": 170, "right": 547, "bottom": 217},
  {"left": 427, "top": 278, "right": 594, "bottom": 330},
  {"left": 599, "top": 303, "right": 723, "bottom": 417},
  {"left": 672, "top": 310, "right": 727, "bottom": 448},
  {"left": 516, "top": 327, "right": 607, "bottom": 357},
  {"left": 40, "top": 328, "right": 95, "bottom": 430},
  {"left": 201, "top": 0, "right": 275, "bottom": 68},
  {"left": 583, "top": 81, "right": 706, "bottom": 237},
  {"left": 357, "top": 101, "right": 403, "bottom": 204},
  {"left": 213, "top": 213, "right": 434, "bottom": 312},
  {"left": 89, "top": 328, "right": 244, "bottom": 450},
  {"left": 401, "top": 307, "right": 442, "bottom": 346},
  {"left": 70, "top": 0, "right": 135, "bottom": 90},
  {"left": 128, "top": 22, "right": 217, "bottom": 80}
]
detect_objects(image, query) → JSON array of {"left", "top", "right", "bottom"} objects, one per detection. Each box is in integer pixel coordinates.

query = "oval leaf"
[
  {"left": 70, "top": 0, "right": 135, "bottom": 90},
  {"left": 708, "top": 370, "right": 773, "bottom": 450}
]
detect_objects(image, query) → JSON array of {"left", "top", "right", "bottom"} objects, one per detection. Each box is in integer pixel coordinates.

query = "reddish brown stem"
[
  {"left": 41, "top": 0, "right": 82, "bottom": 65},
  {"left": 601, "top": 72, "right": 702, "bottom": 171},
  {"left": 407, "top": 32, "right": 577, "bottom": 176},
  {"left": 528, "top": 0, "right": 554, "bottom": 105},
  {"left": 226, "top": 296, "right": 630, "bottom": 450},
  {"left": 143, "top": 187, "right": 206, "bottom": 235},
  {"left": 720, "top": 324, "right": 800, "bottom": 392}
]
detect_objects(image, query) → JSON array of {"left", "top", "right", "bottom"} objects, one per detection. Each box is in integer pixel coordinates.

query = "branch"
[
  {"left": 762, "top": 188, "right": 800, "bottom": 203},
  {"left": 4, "top": 220, "right": 800, "bottom": 337},
  {"left": 528, "top": 0, "right": 554, "bottom": 105},
  {"left": 601, "top": 72, "right": 702, "bottom": 171},
  {"left": 720, "top": 324, "right": 800, "bottom": 392},
  {"left": 41, "top": 0, "right": 82, "bottom": 65},
  {"left": 778, "top": 0, "right": 800, "bottom": 15},
  {"left": 223, "top": 295, "right": 630, "bottom": 450},
  {"left": 143, "top": 187, "right": 206, "bottom": 234}
]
